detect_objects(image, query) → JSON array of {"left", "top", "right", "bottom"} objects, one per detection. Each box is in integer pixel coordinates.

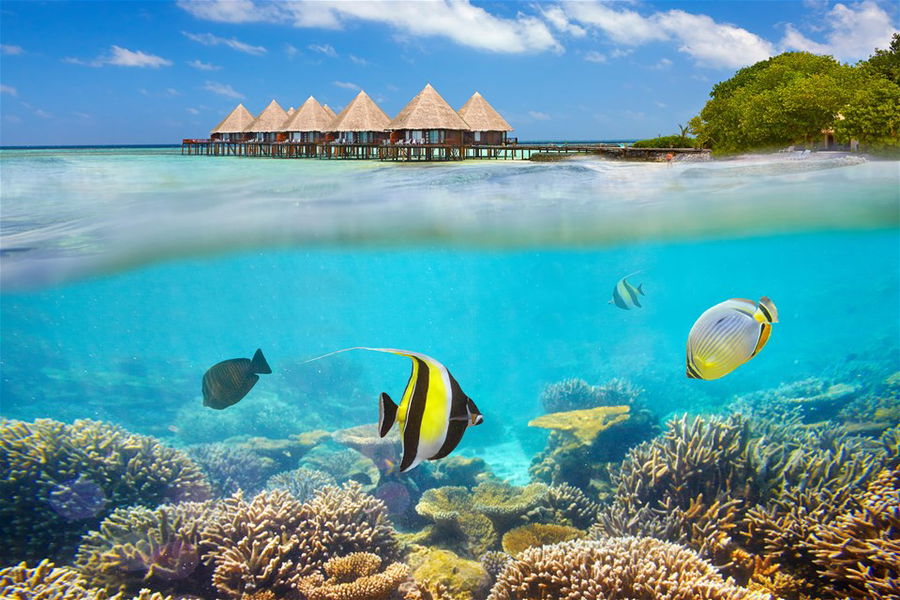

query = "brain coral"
[
  {"left": 0, "top": 418, "right": 211, "bottom": 564},
  {"left": 487, "top": 537, "right": 773, "bottom": 600}
]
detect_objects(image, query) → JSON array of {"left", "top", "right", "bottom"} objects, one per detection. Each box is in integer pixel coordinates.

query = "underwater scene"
[{"left": 1, "top": 147, "right": 899, "bottom": 600}]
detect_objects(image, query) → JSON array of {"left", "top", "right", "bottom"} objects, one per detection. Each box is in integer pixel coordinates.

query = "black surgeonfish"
[
  {"left": 304, "top": 347, "right": 483, "bottom": 472},
  {"left": 202, "top": 348, "right": 271, "bottom": 409},
  {"left": 610, "top": 273, "right": 645, "bottom": 309}
]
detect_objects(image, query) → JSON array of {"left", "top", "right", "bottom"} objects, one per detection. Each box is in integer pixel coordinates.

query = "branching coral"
[
  {"left": 0, "top": 418, "right": 211, "bottom": 564},
  {"left": 186, "top": 443, "right": 275, "bottom": 497},
  {"left": 545, "top": 483, "right": 599, "bottom": 529},
  {"left": 296, "top": 553, "right": 409, "bottom": 600},
  {"left": 0, "top": 560, "right": 173, "bottom": 600},
  {"left": 500, "top": 523, "right": 584, "bottom": 556},
  {"left": 809, "top": 465, "right": 900, "bottom": 599},
  {"left": 266, "top": 467, "right": 336, "bottom": 502},
  {"left": 487, "top": 537, "right": 773, "bottom": 600}
]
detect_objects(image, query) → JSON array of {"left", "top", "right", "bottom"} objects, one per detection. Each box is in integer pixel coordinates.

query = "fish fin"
[
  {"left": 449, "top": 415, "right": 470, "bottom": 422},
  {"left": 398, "top": 445, "right": 419, "bottom": 472},
  {"left": 250, "top": 349, "right": 271, "bottom": 374},
  {"left": 378, "top": 392, "right": 398, "bottom": 438},
  {"left": 750, "top": 323, "right": 772, "bottom": 358},
  {"left": 637, "top": 283, "right": 645, "bottom": 296},
  {"left": 756, "top": 296, "right": 778, "bottom": 323}
]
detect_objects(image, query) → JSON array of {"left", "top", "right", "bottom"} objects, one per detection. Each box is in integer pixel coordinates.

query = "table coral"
[
  {"left": 500, "top": 523, "right": 585, "bottom": 556},
  {"left": 296, "top": 553, "right": 409, "bottom": 600},
  {"left": 487, "top": 537, "right": 773, "bottom": 600},
  {"left": 527, "top": 405, "right": 630, "bottom": 445},
  {"left": 0, "top": 418, "right": 210, "bottom": 564}
]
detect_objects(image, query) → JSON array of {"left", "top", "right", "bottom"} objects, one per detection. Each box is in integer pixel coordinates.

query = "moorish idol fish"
[
  {"left": 610, "top": 272, "right": 645, "bottom": 310},
  {"left": 202, "top": 348, "right": 272, "bottom": 409},
  {"left": 686, "top": 297, "right": 778, "bottom": 380},
  {"left": 304, "top": 347, "right": 483, "bottom": 472}
]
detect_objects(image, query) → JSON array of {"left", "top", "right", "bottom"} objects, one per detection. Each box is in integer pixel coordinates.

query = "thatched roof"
[
  {"left": 389, "top": 84, "right": 470, "bottom": 131},
  {"left": 458, "top": 92, "right": 512, "bottom": 132},
  {"left": 211, "top": 103, "right": 255, "bottom": 134},
  {"left": 244, "top": 99, "right": 289, "bottom": 132},
  {"left": 323, "top": 104, "right": 337, "bottom": 119},
  {"left": 330, "top": 90, "right": 390, "bottom": 132},
  {"left": 287, "top": 107, "right": 295, "bottom": 115},
  {"left": 282, "top": 96, "right": 333, "bottom": 132}
]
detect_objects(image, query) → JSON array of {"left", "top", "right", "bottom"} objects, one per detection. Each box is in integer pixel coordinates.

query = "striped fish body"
[
  {"left": 202, "top": 349, "right": 271, "bottom": 409},
  {"left": 686, "top": 297, "right": 777, "bottom": 380},
  {"left": 375, "top": 349, "right": 482, "bottom": 473},
  {"left": 610, "top": 277, "right": 644, "bottom": 310}
]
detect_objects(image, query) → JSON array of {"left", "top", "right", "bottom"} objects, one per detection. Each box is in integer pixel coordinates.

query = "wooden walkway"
[{"left": 181, "top": 140, "right": 708, "bottom": 162}]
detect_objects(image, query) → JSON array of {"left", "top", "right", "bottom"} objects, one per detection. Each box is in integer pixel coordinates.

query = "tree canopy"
[{"left": 690, "top": 35, "right": 900, "bottom": 154}]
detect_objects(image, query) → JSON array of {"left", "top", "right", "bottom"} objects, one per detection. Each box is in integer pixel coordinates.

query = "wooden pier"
[{"left": 181, "top": 139, "right": 709, "bottom": 162}]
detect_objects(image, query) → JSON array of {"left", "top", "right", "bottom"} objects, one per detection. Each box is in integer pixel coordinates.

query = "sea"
[{"left": 0, "top": 146, "right": 898, "bottom": 594}]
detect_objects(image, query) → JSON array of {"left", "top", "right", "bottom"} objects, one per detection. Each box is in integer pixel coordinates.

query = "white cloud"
[
  {"left": 308, "top": 43, "right": 338, "bottom": 57},
  {"left": 178, "top": 0, "right": 561, "bottom": 54},
  {"left": 74, "top": 112, "right": 92, "bottom": 120},
  {"left": 187, "top": 107, "right": 201, "bottom": 115},
  {"left": 182, "top": 32, "right": 266, "bottom": 55},
  {"left": 540, "top": 5, "right": 586, "bottom": 37},
  {"left": 563, "top": 1, "right": 775, "bottom": 69},
  {"left": 203, "top": 81, "right": 244, "bottom": 99},
  {"left": 529, "top": 110, "right": 551, "bottom": 120},
  {"left": 34, "top": 108, "right": 52, "bottom": 119},
  {"left": 584, "top": 50, "right": 607, "bottom": 63},
  {"left": 333, "top": 81, "right": 361, "bottom": 91},
  {"left": 781, "top": 1, "right": 897, "bottom": 61},
  {"left": 349, "top": 54, "right": 369, "bottom": 65},
  {"left": 1, "top": 84, "right": 17, "bottom": 96},
  {"left": 64, "top": 46, "right": 172, "bottom": 68},
  {"left": 187, "top": 59, "right": 221, "bottom": 70},
  {"left": 285, "top": 43, "right": 299, "bottom": 59},
  {"left": 652, "top": 57, "right": 673, "bottom": 69},
  {"left": 611, "top": 48, "right": 633, "bottom": 59},
  {"left": 1, "top": 44, "right": 24, "bottom": 55},
  {"left": 107, "top": 45, "right": 172, "bottom": 68}
]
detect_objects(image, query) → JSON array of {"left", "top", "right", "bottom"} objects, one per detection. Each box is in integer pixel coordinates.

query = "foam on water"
[{"left": 0, "top": 148, "right": 896, "bottom": 290}]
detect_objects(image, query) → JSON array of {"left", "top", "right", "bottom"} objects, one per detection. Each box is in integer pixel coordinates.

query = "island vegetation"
[{"left": 633, "top": 34, "right": 899, "bottom": 155}]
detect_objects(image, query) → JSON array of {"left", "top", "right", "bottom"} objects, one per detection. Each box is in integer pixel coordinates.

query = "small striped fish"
[
  {"left": 202, "top": 348, "right": 272, "bottom": 409},
  {"left": 610, "top": 273, "right": 645, "bottom": 310},
  {"left": 686, "top": 297, "right": 778, "bottom": 380}
]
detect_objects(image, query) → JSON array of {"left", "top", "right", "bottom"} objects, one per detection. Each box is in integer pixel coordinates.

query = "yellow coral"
[
  {"left": 410, "top": 547, "right": 491, "bottom": 600},
  {"left": 527, "top": 405, "right": 630, "bottom": 445},
  {"left": 501, "top": 523, "right": 584, "bottom": 556}
]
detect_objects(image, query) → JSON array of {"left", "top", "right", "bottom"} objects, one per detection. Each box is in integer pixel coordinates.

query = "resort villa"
[
  {"left": 283, "top": 96, "right": 333, "bottom": 143},
  {"left": 330, "top": 90, "right": 392, "bottom": 144}
]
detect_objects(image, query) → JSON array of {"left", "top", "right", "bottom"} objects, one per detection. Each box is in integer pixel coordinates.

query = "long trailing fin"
[
  {"left": 301, "top": 347, "right": 365, "bottom": 364},
  {"left": 378, "top": 392, "right": 398, "bottom": 437},
  {"left": 251, "top": 349, "right": 272, "bottom": 374}
]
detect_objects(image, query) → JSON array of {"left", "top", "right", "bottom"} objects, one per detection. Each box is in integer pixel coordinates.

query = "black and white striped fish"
[
  {"left": 305, "top": 347, "right": 483, "bottom": 472},
  {"left": 686, "top": 297, "right": 778, "bottom": 380},
  {"left": 610, "top": 273, "right": 645, "bottom": 309},
  {"left": 202, "top": 348, "right": 272, "bottom": 409}
]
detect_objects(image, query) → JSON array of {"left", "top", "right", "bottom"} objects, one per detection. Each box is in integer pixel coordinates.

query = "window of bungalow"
[
  {"left": 474, "top": 131, "right": 482, "bottom": 142},
  {"left": 411, "top": 130, "right": 423, "bottom": 142}
]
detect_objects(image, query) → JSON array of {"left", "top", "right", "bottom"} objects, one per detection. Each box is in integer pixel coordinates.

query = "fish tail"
[
  {"left": 378, "top": 392, "right": 398, "bottom": 437},
  {"left": 754, "top": 297, "right": 779, "bottom": 324},
  {"left": 637, "top": 283, "right": 645, "bottom": 296},
  {"left": 250, "top": 349, "right": 272, "bottom": 374}
]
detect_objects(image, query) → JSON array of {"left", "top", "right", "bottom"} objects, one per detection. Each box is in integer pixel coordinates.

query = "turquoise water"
[
  {"left": 2, "top": 148, "right": 898, "bottom": 477},
  {"left": 1, "top": 148, "right": 899, "bottom": 596}
]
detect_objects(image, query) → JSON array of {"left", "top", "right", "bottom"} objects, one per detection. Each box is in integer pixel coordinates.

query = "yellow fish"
[
  {"left": 686, "top": 297, "right": 778, "bottom": 380},
  {"left": 305, "top": 347, "right": 482, "bottom": 472}
]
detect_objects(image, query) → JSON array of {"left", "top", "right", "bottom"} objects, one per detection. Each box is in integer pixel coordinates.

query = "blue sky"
[{"left": 1, "top": 0, "right": 897, "bottom": 145}]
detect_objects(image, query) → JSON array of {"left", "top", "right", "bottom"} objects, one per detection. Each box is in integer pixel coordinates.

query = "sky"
[{"left": 0, "top": 0, "right": 897, "bottom": 145}]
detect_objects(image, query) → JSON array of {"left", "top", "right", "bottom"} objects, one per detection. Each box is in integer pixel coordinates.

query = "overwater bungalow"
[
  {"left": 323, "top": 104, "right": 337, "bottom": 119},
  {"left": 244, "top": 99, "right": 289, "bottom": 142},
  {"left": 210, "top": 103, "right": 255, "bottom": 142},
  {"left": 458, "top": 92, "right": 513, "bottom": 145},
  {"left": 329, "top": 90, "right": 391, "bottom": 144},
  {"left": 282, "top": 96, "right": 333, "bottom": 142},
  {"left": 388, "top": 83, "right": 470, "bottom": 144}
]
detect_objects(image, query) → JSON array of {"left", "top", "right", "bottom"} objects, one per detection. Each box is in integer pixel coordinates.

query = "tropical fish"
[
  {"left": 202, "top": 348, "right": 272, "bottom": 409},
  {"left": 610, "top": 273, "right": 645, "bottom": 309},
  {"left": 686, "top": 297, "right": 778, "bottom": 380},
  {"left": 305, "top": 347, "right": 483, "bottom": 472}
]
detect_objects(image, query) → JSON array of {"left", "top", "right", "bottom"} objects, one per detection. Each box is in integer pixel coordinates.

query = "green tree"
[
  {"left": 860, "top": 32, "right": 900, "bottom": 85},
  {"left": 834, "top": 76, "right": 900, "bottom": 150}
]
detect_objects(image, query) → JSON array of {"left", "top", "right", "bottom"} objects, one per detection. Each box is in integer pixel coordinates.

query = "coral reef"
[
  {"left": 487, "top": 537, "right": 772, "bottom": 600},
  {"left": 0, "top": 418, "right": 210, "bottom": 564},
  {"left": 230, "top": 430, "right": 331, "bottom": 473},
  {"left": 545, "top": 483, "right": 599, "bottom": 529},
  {"left": 809, "top": 465, "right": 900, "bottom": 599},
  {"left": 170, "top": 392, "right": 312, "bottom": 444},
  {"left": 478, "top": 551, "right": 513, "bottom": 583},
  {"left": 500, "top": 523, "right": 584, "bottom": 556},
  {"left": 186, "top": 443, "right": 276, "bottom": 497},
  {"left": 407, "top": 546, "right": 491, "bottom": 600},
  {"left": 265, "top": 466, "right": 337, "bottom": 502},
  {"left": 299, "top": 446, "right": 382, "bottom": 491},
  {"left": 527, "top": 405, "right": 630, "bottom": 445},
  {"left": 0, "top": 559, "right": 173, "bottom": 600},
  {"left": 296, "top": 553, "right": 409, "bottom": 600},
  {"left": 538, "top": 377, "right": 644, "bottom": 413},
  {"left": 332, "top": 423, "right": 402, "bottom": 477},
  {"left": 415, "top": 486, "right": 497, "bottom": 558}
]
